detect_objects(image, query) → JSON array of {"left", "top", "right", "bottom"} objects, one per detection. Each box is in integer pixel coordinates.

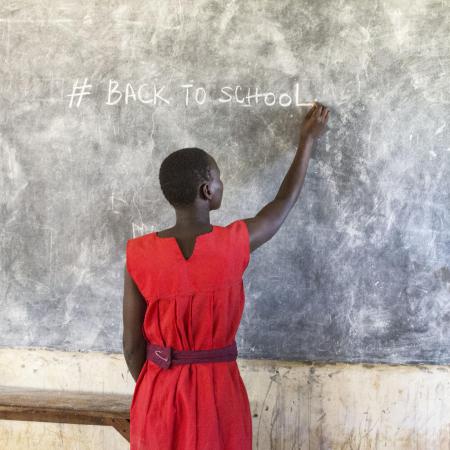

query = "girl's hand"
[{"left": 300, "top": 102, "right": 330, "bottom": 139}]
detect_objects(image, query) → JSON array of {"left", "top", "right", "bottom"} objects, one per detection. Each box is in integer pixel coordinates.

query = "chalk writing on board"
[
  {"left": 66, "top": 78, "right": 313, "bottom": 108},
  {"left": 66, "top": 78, "right": 93, "bottom": 108}
]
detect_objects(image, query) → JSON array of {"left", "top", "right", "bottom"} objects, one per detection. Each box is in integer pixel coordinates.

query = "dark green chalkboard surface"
[{"left": 1, "top": 0, "right": 449, "bottom": 364}]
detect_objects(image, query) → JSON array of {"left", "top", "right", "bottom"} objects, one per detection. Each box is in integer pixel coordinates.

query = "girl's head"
[{"left": 159, "top": 147, "right": 223, "bottom": 211}]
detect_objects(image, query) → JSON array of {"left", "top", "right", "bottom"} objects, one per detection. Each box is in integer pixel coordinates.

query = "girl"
[{"left": 123, "top": 102, "right": 329, "bottom": 449}]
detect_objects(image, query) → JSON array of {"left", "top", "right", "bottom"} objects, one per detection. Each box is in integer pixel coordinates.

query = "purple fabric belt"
[{"left": 146, "top": 340, "right": 238, "bottom": 370}]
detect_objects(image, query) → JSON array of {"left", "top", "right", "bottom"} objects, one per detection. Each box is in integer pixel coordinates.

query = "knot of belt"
[{"left": 146, "top": 340, "right": 238, "bottom": 370}]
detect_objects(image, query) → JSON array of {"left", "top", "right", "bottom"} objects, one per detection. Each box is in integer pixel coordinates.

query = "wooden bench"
[{"left": 0, "top": 385, "right": 131, "bottom": 442}]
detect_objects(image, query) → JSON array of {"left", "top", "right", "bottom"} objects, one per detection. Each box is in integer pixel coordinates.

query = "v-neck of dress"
[{"left": 154, "top": 225, "right": 216, "bottom": 262}]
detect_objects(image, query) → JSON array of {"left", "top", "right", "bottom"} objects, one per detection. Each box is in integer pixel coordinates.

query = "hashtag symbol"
[{"left": 66, "top": 78, "right": 92, "bottom": 108}]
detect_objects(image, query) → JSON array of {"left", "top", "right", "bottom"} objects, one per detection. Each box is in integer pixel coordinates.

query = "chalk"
[
  {"left": 298, "top": 99, "right": 320, "bottom": 106},
  {"left": 298, "top": 99, "right": 322, "bottom": 107}
]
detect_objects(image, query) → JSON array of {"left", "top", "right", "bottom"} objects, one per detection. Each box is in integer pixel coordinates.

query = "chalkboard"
[{"left": 1, "top": 0, "right": 449, "bottom": 364}]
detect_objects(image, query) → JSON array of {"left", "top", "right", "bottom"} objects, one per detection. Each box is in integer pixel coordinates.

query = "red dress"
[{"left": 126, "top": 219, "right": 252, "bottom": 450}]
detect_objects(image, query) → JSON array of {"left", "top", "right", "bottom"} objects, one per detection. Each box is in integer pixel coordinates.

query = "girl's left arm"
[{"left": 243, "top": 102, "right": 330, "bottom": 253}]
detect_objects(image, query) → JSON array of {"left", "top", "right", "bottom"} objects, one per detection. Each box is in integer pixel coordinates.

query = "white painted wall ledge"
[{"left": 1, "top": 347, "right": 449, "bottom": 449}]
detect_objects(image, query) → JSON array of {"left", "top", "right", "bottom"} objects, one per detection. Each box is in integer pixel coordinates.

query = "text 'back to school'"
[{"left": 66, "top": 79, "right": 313, "bottom": 108}]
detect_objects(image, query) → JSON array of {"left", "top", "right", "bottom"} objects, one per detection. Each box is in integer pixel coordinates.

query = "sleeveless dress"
[{"left": 126, "top": 219, "right": 252, "bottom": 450}]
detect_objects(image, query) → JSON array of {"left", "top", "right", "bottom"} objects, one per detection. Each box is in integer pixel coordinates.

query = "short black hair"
[{"left": 159, "top": 147, "right": 213, "bottom": 207}]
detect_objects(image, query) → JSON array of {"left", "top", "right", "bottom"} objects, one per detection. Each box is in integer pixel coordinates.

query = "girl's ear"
[{"left": 200, "top": 182, "right": 211, "bottom": 200}]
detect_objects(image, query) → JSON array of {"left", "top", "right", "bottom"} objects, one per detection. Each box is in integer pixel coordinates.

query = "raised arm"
[{"left": 243, "top": 102, "right": 330, "bottom": 252}]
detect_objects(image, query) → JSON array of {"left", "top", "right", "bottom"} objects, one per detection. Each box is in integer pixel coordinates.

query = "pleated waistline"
[{"left": 146, "top": 340, "right": 238, "bottom": 369}]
